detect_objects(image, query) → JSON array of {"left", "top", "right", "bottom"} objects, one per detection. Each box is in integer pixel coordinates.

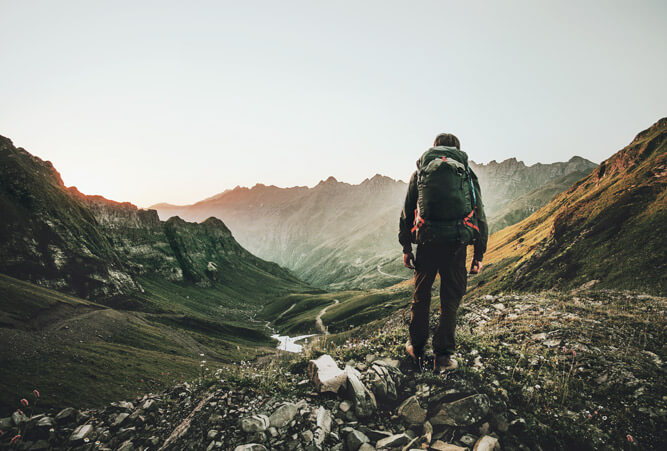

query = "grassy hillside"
[
  {"left": 0, "top": 273, "right": 282, "bottom": 415},
  {"left": 469, "top": 117, "right": 666, "bottom": 295}
]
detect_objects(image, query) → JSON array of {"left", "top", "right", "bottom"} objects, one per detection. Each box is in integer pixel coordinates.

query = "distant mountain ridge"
[
  {"left": 153, "top": 158, "right": 597, "bottom": 289},
  {"left": 469, "top": 156, "right": 597, "bottom": 216}
]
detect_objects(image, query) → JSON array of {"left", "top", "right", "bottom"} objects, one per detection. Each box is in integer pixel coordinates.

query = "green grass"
[{"left": 0, "top": 274, "right": 281, "bottom": 415}]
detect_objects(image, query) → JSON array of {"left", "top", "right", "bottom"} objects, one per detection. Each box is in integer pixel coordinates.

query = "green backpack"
[{"left": 412, "top": 146, "right": 479, "bottom": 245}]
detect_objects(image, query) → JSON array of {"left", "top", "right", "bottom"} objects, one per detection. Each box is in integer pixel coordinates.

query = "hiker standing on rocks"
[{"left": 399, "top": 133, "right": 488, "bottom": 372}]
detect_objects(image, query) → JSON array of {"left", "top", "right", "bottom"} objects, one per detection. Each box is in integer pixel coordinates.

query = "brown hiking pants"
[{"left": 409, "top": 243, "right": 468, "bottom": 356}]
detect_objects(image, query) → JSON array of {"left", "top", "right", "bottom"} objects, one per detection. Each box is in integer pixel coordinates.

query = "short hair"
[{"left": 434, "top": 133, "right": 460, "bottom": 149}]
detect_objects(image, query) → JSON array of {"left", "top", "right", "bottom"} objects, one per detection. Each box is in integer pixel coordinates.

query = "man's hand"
[
  {"left": 403, "top": 251, "right": 415, "bottom": 269},
  {"left": 470, "top": 259, "right": 483, "bottom": 274}
]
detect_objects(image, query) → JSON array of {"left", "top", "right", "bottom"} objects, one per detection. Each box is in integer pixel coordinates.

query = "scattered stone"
[
  {"left": 473, "top": 435, "right": 500, "bottom": 451},
  {"left": 346, "top": 429, "right": 370, "bottom": 450},
  {"left": 234, "top": 445, "right": 268, "bottom": 451},
  {"left": 240, "top": 415, "right": 270, "bottom": 433},
  {"left": 269, "top": 402, "right": 297, "bottom": 428},
  {"left": 112, "top": 412, "right": 130, "bottom": 428},
  {"left": 339, "top": 400, "right": 352, "bottom": 412},
  {"left": 376, "top": 433, "right": 411, "bottom": 449},
  {"left": 429, "top": 394, "right": 490, "bottom": 426},
  {"left": 431, "top": 441, "right": 466, "bottom": 451},
  {"left": 358, "top": 444, "right": 376, "bottom": 451},
  {"left": 69, "top": 424, "right": 93, "bottom": 443},
  {"left": 397, "top": 396, "right": 426, "bottom": 425},
  {"left": 117, "top": 440, "right": 135, "bottom": 451},
  {"left": 369, "top": 361, "right": 403, "bottom": 405},
  {"left": 35, "top": 416, "right": 55, "bottom": 428},
  {"left": 301, "top": 429, "right": 314, "bottom": 443},
  {"left": 345, "top": 366, "right": 377, "bottom": 418},
  {"left": 11, "top": 410, "right": 28, "bottom": 426},
  {"left": 308, "top": 354, "right": 348, "bottom": 393}
]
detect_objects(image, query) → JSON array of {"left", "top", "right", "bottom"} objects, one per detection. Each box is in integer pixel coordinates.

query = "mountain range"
[{"left": 153, "top": 156, "right": 597, "bottom": 289}]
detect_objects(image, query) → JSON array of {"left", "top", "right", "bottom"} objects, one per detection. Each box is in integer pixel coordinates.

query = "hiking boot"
[
  {"left": 405, "top": 342, "right": 426, "bottom": 373},
  {"left": 434, "top": 354, "right": 458, "bottom": 373}
]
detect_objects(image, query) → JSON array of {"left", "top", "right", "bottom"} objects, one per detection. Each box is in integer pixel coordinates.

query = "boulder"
[
  {"left": 35, "top": 416, "right": 55, "bottom": 428},
  {"left": 346, "top": 429, "right": 370, "bottom": 450},
  {"left": 345, "top": 366, "right": 377, "bottom": 418},
  {"left": 11, "top": 411, "right": 28, "bottom": 426},
  {"left": 369, "top": 361, "right": 403, "bottom": 405},
  {"left": 316, "top": 406, "right": 332, "bottom": 433},
  {"left": 429, "top": 394, "right": 490, "bottom": 426},
  {"left": 240, "top": 415, "right": 270, "bottom": 433},
  {"left": 55, "top": 407, "right": 77, "bottom": 423},
  {"left": 69, "top": 424, "right": 93, "bottom": 443},
  {"left": 112, "top": 412, "right": 130, "bottom": 428},
  {"left": 473, "top": 435, "right": 500, "bottom": 451},
  {"left": 308, "top": 355, "right": 348, "bottom": 393},
  {"left": 269, "top": 402, "right": 297, "bottom": 428},
  {"left": 397, "top": 396, "right": 427, "bottom": 425}
]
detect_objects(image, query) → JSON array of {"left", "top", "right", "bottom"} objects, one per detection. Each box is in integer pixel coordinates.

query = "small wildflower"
[
  {"left": 10, "top": 435, "right": 21, "bottom": 444},
  {"left": 84, "top": 437, "right": 90, "bottom": 443},
  {"left": 626, "top": 434, "right": 633, "bottom": 442},
  {"left": 587, "top": 414, "right": 592, "bottom": 419},
  {"left": 535, "top": 384, "right": 541, "bottom": 389},
  {"left": 16, "top": 409, "right": 24, "bottom": 416},
  {"left": 553, "top": 395, "right": 558, "bottom": 400},
  {"left": 33, "top": 389, "right": 40, "bottom": 399},
  {"left": 95, "top": 441, "right": 101, "bottom": 445},
  {"left": 20, "top": 398, "right": 29, "bottom": 407},
  {"left": 602, "top": 416, "right": 607, "bottom": 420},
  {"left": 572, "top": 350, "right": 576, "bottom": 357}
]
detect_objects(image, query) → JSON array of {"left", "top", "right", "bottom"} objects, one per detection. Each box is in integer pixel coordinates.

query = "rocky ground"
[{"left": 0, "top": 289, "right": 664, "bottom": 450}]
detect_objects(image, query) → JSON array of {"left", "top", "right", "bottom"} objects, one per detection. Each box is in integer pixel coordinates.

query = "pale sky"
[{"left": 1, "top": 1, "right": 665, "bottom": 207}]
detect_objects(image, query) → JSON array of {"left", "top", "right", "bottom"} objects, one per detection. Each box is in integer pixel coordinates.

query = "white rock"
[
  {"left": 69, "top": 424, "right": 93, "bottom": 443},
  {"left": 473, "top": 435, "right": 500, "bottom": 451},
  {"left": 308, "top": 354, "right": 348, "bottom": 393}
]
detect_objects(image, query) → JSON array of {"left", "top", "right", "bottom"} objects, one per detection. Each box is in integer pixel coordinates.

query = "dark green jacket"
[{"left": 398, "top": 165, "right": 488, "bottom": 261}]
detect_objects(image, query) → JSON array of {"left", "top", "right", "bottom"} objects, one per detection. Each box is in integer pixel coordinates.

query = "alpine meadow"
[{"left": 0, "top": 2, "right": 665, "bottom": 451}]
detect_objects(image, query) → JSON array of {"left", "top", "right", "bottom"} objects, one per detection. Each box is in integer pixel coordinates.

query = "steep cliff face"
[
  {"left": 0, "top": 136, "right": 308, "bottom": 302},
  {"left": 470, "top": 156, "right": 597, "bottom": 216}
]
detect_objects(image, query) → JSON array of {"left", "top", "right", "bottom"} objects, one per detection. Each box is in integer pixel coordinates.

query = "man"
[{"left": 398, "top": 133, "right": 488, "bottom": 373}]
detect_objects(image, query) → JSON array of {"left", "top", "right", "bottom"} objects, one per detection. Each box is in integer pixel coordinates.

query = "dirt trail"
[
  {"left": 273, "top": 303, "right": 296, "bottom": 324},
  {"left": 377, "top": 264, "right": 410, "bottom": 280},
  {"left": 315, "top": 299, "right": 339, "bottom": 335}
]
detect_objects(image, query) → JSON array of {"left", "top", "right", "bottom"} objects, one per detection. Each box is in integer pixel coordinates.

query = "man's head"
[{"left": 433, "top": 133, "right": 460, "bottom": 149}]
